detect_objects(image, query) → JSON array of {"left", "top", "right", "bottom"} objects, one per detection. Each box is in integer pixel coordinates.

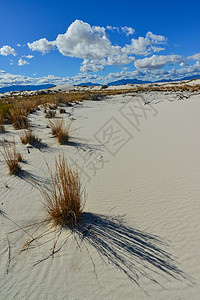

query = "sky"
[{"left": 0, "top": 0, "right": 200, "bottom": 87}]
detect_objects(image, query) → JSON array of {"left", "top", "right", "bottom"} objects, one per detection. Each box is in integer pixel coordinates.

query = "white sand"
[{"left": 0, "top": 90, "right": 200, "bottom": 299}]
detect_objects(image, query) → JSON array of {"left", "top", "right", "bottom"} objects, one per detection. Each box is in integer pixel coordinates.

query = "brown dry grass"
[
  {"left": 19, "top": 129, "right": 41, "bottom": 145},
  {"left": 0, "top": 115, "right": 5, "bottom": 133},
  {"left": 38, "top": 155, "right": 85, "bottom": 226},
  {"left": 10, "top": 106, "right": 29, "bottom": 129},
  {"left": 1, "top": 83, "right": 200, "bottom": 126},
  {"left": 45, "top": 110, "right": 56, "bottom": 118},
  {"left": 49, "top": 119, "right": 72, "bottom": 144},
  {"left": 0, "top": 139, "right": 21, "bottom": 175}
]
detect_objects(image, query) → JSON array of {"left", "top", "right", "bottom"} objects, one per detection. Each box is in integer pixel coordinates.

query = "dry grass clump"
[
  {"left": 19, "top": 129, "right": 41, "bottom": 146},
  {"left": 49, "top": 119, "right": 72, "bottom": 144},
  {"left": 89, "top": 93, "right": 104, "bottom": 101},
  {"left": 59, "top": 108, "right": 66, "bottom": 114},
  {"left": 22, "top": 99, "right": 40, "bottom": 114},
  {"left": 10, "top": 107, "right": 29, "bottom": 129},
  {"left": 16, "top": 152, "right": 23, "bottom": 162},
  {"left": 0, "top": 139, "right": 21, "bottom": 175},
  {"left": 39, "top": 155, "right": 85, "bottom": 226},
  {"left": 0, "top": 124, "right": 5, "bottom": 133},
  {"left": 45, "top": 110, "right": 56, "bottom": 118},
  {"left": 0, "top": 116, "right": 5, "bottom": 133}
]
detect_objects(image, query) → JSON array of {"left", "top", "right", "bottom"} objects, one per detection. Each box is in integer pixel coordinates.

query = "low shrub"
[
  {"left": 19, "top": 129, "right": 41, "bottom": 146},
  {"left": 0, "top": 139, "right": 21, "bottom": 175},
  {"left": 38, "top": 155, "right": 85, "bottom": 226}
]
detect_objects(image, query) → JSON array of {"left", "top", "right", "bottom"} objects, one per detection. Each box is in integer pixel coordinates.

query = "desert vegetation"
[
  {"left": 19, "top": 129, "right": 41, "bottom": 146},
  {"left": 38, "top": 155, "right": 85, "bottom": 226},
  {"left": 0, "top": 139, "right": 21, "bottom": 175},
  {"left": 10, "top": 106, "right": 29, "bottom": 129},
  {"left": 0, "top": 116, "right": 5, "bottom": 133},
  {"left": 1, "top": 84, "right": 200, "bottom": 126},
  {"left": 49, "top": 119, "right": 72, "bottom": 144}
]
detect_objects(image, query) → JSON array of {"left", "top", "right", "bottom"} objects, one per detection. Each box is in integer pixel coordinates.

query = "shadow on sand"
[
  {"left": 75, "top": 213, "right": 192, "bottom": 288},
  {"left": 32, "top": 212, "right": 193, "bottom": 292},
  {"left": 16, "top": 169, "right": 49, "bottom": 187}
]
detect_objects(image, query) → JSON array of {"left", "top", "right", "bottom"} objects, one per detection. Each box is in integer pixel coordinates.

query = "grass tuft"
[
  {"left": 0, "top": 116, "right": 5, "bottom": 133},
  {"left": 10, "top": 107, "right": 29, "bottom": 129},
  {"left": 38, "top": 155, "right": 85, "bottom": 226},
  {"left": 45, "top": 110, "right": 56, "bottom": 118},
  {"left": 19, "top": 129, "right": 41, "bottom": 146},
  {"left": 0, "top": 139, "right": 21, "bottom": 175},
  {"left": 49, "top": 119, "right": 72, "bottom": 144}
]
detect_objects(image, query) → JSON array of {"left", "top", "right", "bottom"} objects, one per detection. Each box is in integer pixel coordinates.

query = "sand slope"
[{"left": 0, "top": 91, "right": 200, "bottom": 299}]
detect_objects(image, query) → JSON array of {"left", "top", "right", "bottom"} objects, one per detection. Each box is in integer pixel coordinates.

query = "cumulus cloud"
[
  {"left": 0, "top": 71, "right": 34, "bottom": 88},
  {"left": 36, "top": 72, "right": 103, "bottom": 86},
  {"left": 18, "top": 58, "right": 29, "bottom": 66},
  {"left": 187, "top": 53, "right": 200, "bottom": 61},
  {"left": 121, "top": 26, "right": 135, "bottom": 36},
  {"left": 81, "top": 55, "right": 135, "bottom": 72},
  {"left": 28, "top": 38, "right": 55, "bottom": 54},
  {"left": 27, "top": 20, "right": 167, "bottom": 72},
  {"left": 80, "top": 59, "right": 105, "bottom": 72},
  {"left": 0, "top": 45, "right": 17, "bottom": 56},
  {"left": 104, "top": 62, "right": 200, "bottom": 83},
  {"left": 54, "top": 20, "right": 120, "bottom": 60},
  {"left": 134, "top": 54, "right": 182, "bottom": 69},
  {"left": 122, "top": 32, "right": 166, "bottom": 56},
  {"left": 145, "top": 32, "right": 166, "bottom": 44}
]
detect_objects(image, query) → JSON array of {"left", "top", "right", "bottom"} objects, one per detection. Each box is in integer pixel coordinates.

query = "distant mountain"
[
  {"left": 107, "top": 76, "right": 200, "bottom": 86},
  {"left": 107, "top": 79, "right": 151, "bottom": 86},
  {"left": 155, "top": 75, "right": 200, "bottom": 83},
  {"left": 178, "top": 75, "right": 200, "bottom": 81},
  {"left": 0, "top": 84, "right": 54, "bottom": 94},
  {"left": 77, "top": 82, "right": 101, "bottom": 86}
]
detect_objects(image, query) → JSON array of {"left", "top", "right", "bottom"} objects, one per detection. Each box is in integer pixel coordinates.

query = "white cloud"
[
  {"left": 146, "top": 32, "right": 166, "bottom": 44},
  {"left": 0, "top": 45, "right": 17, "bottom": 56},
  {"left": 1, "top": 64, "right": 200, "bottom": 89},
  {"left": 27, "top": 20, "right": 166, "bottom": 72},
  {"left": 121, "top": 26, "right": 135, "bottom": 36},
  {"left": 106, "top": 25, "right": 120, "bottom": 32},
  {"left": 134, "top": 54, "right": 182, "bottom": 69},
  {"left": 81, "top": 55, "right": 135, "bottom": 72},
  {"left": 0, "top": 71, "right": 34, "bottom": 88},
  {"left": 28, "top": 38, "right": 55, "bottom": 54},
  {"left": 36, "top": 72, "right": 103, "bottom": 86},
  {"left": 107, "top": 25, "right": 135, "bottom": 35},
  {"left": 187, "top": 53, "right": 200, "bottom": 61},
  {"left": 54, "top": 20, "right": 119, "bottom": 60},
  {"left": 22, "top": 55, "right": 34, "bottom": 59},
  {"left": 80, "top": 59, "right": 105, "bottom": 72},
  {"left": 122, "top": 32, "right": 166, "bottom": 56},
  {"left": 151, "top": 46, "right": 165, "bottom": 53},
  {"left": 180, "top": 60, "right": 188, "bottom": 67},
  {"left": 18, "top": 58, "right": 29, "bottom": 66}
]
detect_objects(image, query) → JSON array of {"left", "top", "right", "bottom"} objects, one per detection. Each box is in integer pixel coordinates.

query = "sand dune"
[{"left": 0, "top": 90, "right": 200, "bottom": 299}]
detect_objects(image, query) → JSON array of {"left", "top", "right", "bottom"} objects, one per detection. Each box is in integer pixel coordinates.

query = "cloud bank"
[
  {"left": 27, "top": 20, "right": 167, "bottom": 72},
  {"left": 1, "top": 20, "right": 200, "bottom": 88}
]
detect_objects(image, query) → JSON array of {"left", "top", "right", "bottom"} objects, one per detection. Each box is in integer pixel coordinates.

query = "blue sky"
[{"left": 0, "top": 0, "right": 200, "bottom": 87}]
